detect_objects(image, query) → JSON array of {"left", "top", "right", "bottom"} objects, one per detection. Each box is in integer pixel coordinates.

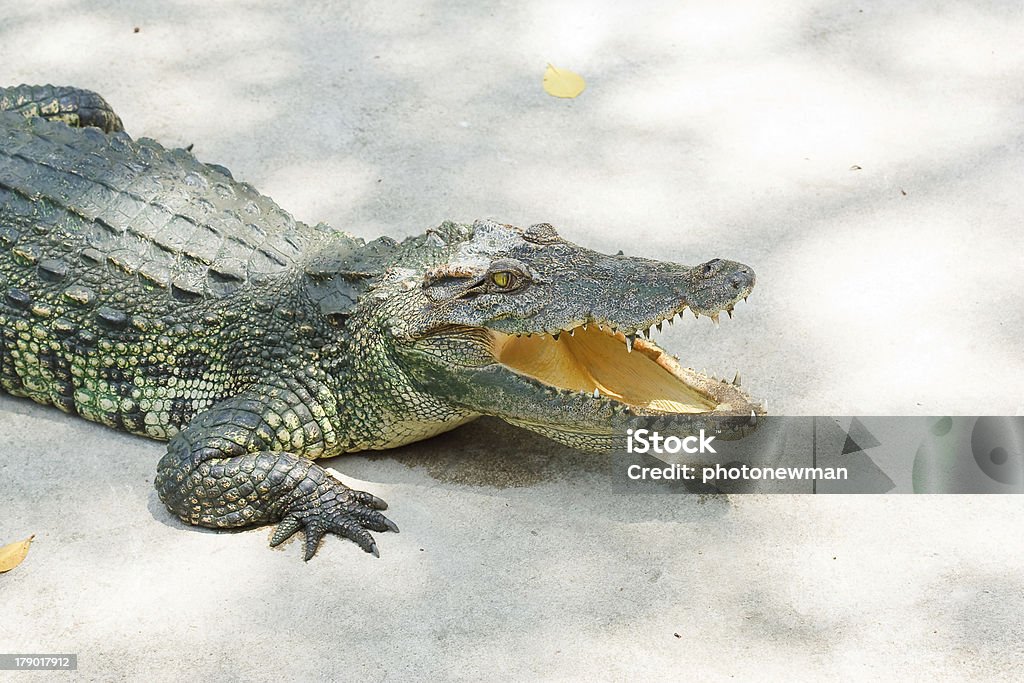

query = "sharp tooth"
[
  {"left": 732, "top": 371, "right": 741, "bottom": 386},
  {"left": 656, "top": 321, "right": 663, "bottom": 333},
  {"left": 552, "top": 332, "right": 560, "bottom": 341},
  {"left": 569, "top": 328, "right": 575, "bottom": 336},
  {"left": 726, "top": 309, "right": 733, "bottom": 319},
  {"left": 641, "top": 328, "right": 649, "bottom": 339},
  {"left": 749, "top": 410, "right": 758, "bottom": 426},
  {"left": 625, "top": 334, "right": 634, "bottom": 352},
  {"left": 710, "top": 313, "right": 720, "bottom": 326},
  {"left": 693, "top": 310, "right": 699, "bottom": 319},
  {"left": 593, "top": 388, "right": 600, "bottom": 399},
  {"left": 668, "top": 316, "right": 675, "bottom": 326},
  {"left": 582, "top": 323, "right": 588, "bottom": 330}
]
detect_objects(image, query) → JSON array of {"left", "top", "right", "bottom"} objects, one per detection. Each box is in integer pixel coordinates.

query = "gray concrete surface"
[{"left": 1, "top": 0, "right": 1022, "bottom": 680}]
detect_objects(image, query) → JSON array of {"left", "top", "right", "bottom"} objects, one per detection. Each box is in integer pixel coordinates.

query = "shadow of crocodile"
[{"left": 365, "top": 416, "right": 603, "bottom": 489}]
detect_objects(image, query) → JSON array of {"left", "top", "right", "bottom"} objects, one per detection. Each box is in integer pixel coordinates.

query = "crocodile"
[{"left": 0, "top": 85, "right": 762, "bottom": 560}]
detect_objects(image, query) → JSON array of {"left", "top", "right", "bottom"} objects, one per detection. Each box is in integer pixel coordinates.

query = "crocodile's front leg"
[{"left": 154, "top": 389, "right": 398, "bottom": 560}]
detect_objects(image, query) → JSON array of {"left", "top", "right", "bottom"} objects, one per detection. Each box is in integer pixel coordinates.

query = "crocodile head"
[{"left": 361, "top": 219, "right": 762, "bottom": 451}]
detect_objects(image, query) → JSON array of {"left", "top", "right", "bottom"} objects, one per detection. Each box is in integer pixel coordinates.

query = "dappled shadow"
[
  {"left": 918, "top": 568, "right": 1024, "bottom": 677},
  {"left": 4, "top": 1, "right": 1019, "bottom": 417},
  {"left": 3, "top": 0, "right": 1024, "bottom": 677}
]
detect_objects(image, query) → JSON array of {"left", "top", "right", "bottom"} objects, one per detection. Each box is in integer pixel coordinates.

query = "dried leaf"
[
  {"left": 0, "top": 535, "right": 34, "bottom": 573},
  {"left": 543, "top": 64, "right": 586, "bottom": 99}
]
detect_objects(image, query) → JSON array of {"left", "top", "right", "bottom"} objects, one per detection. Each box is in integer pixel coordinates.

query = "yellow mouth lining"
[{"left": 490, "top": 325, "right": 718, "bottom": 414}]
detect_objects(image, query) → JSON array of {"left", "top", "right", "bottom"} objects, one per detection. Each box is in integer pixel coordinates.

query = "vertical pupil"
[{"left": 493, "top": 272, "right": 509, "bottom": 287}]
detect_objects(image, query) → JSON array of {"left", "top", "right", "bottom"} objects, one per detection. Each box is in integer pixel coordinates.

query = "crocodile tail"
[{"left": 0, "top": 84, "right": 123, "bottom": 133}]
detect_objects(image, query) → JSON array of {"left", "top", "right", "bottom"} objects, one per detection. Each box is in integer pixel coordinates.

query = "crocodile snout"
[{"left": 728, "top": 265, "right": 755, "bottom": 291}]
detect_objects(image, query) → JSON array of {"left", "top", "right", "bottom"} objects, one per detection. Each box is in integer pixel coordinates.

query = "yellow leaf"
[
  {"left": 543, "top": 64, "right": 586, "bottom": 99},
  {"left": 0, "top": 535, "right": 35, "bottom": 573}
]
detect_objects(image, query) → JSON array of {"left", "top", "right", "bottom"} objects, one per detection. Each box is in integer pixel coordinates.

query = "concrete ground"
[{"left": 1, "top": 1, "right": 1022, "bottom": 680}]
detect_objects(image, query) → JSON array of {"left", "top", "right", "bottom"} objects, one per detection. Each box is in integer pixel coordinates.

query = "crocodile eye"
[
  {"left": 490, "top": 271, "right": 512, "bottom": 288},
  {"left": 699, "top": 259, "right": 722, "bottom": 278},
  {"left": 482, "top": 260, "right": 528, "bottom": 293}
]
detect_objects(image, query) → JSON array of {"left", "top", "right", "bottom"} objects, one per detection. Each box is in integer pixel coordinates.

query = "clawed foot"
[{"left": 270, "top": 481, "right": 399, "bottom": 561}]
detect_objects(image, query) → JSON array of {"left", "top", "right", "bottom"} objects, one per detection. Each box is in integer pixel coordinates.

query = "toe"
[{"left": 270, "top": 515, "right": 302, "bottom": 547}]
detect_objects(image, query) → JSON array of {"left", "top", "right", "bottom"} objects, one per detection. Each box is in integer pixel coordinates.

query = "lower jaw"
[{"left": 488, "top": 324, "right": 756, "bottom": 416}]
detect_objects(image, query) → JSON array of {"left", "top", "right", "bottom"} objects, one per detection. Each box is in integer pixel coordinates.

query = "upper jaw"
[{"left": 484, "top": 256, "right": 756, "bottom": 345}]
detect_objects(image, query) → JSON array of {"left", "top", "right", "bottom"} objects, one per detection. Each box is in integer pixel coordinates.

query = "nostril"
[{"left": 729, "top": 272, "right": 750, "bottom": 289}]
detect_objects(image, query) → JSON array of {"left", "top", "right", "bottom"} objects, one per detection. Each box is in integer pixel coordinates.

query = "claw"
[
  {"left": 303, "top": 522, "right": 327, "bottom": 561},
  {"left": 338, "top": 524, "right": 379, "bottom": 556},
  {"left": 353, "top": 507, "right": 400, "bottom": 533}
]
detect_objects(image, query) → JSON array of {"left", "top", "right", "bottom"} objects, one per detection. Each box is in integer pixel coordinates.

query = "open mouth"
[{"left": 489, "top": 312, "right": 758, "bottom": 417}]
